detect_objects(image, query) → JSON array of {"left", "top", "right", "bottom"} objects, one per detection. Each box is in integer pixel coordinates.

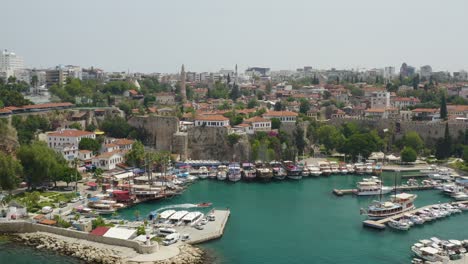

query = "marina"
[{"left": 333, "top": 185, "right": 441, "bottom": 196}]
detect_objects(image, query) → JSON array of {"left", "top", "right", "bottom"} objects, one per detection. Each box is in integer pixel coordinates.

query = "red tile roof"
[
  {"left": 47, "top": 129, "right": 94, "bottom": 137},
  {"left": 244, "top": 116, "right": 270, "bottom": 123},
  {"left": 90, "top": 226, "right": 110, "bottom": 236},
  {"left": 195, "top": 115, "right": 229, "bottom": 121},
  {"left": 263, "top": 110, "right": 298, "bottom": 117}
]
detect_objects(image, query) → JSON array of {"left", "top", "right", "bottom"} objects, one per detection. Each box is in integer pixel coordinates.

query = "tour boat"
[
  {"left": 241, "top": 163, "right": 257, "bottom": 181},
  {"left": 339, "top": 163, "right": 348, "bottom": 174},
  {"left": 217, "top": 165, "right": 228, "bottom": 181},
  {"left": 346, "top": 164, "right": 355, "bottom": 174},
  {"left": 270, "top": 161, "right": 287, "bottom": 180},
  {"left": 329, "top": 161, "right": 340, "bottom": 174},
  {"left": 306, "top": 165, "right": 322, "bottom": 177},
  {"left": 318, "top": 161, "right": 331, "bottom": 176},
  {"left": 284, "top": 161, "right": 303, "bottom": 180},
  {"left": 227, "top": 163, "right": 242, "bottom": 182},
  {"left": 361, "top": 193, "right": 417, "bottom": 220},
  {"left": 354, "top": 163, "right": 366, "bottom": 174},
  {"left": 452, "top": 192, "right": 468, "bottom": 201},
  {"left": 354, "top": 177, "right": 393, "bottom": 196},
  {"left": 256, "top": 162, "right": 274, "bottom": 181}
]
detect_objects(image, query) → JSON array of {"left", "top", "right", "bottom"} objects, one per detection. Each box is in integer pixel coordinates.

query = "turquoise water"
[
  {"left": 114, "top": 173, "right": 468, "bottom": 264},
  {"left": 4, "top": 173, "right": 467, "bottom": 263},
  {"left": 0, "top": 240, "right": 82, "bottom": 264}
]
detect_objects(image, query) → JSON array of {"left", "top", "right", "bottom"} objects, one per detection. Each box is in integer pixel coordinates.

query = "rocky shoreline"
[{"left": 11, "top": 232, "right": 208, "bottom": 264}]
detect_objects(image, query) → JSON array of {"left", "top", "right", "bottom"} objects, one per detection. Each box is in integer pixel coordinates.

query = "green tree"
[
  {"left": 100, "top": 116, "right": 133, "bottom": 138},
  {"left": 227, "top": 134, "right": 241, "bottom": 146},
  {"left": 78, "top": 138, "right": 101, "bottom": 154},
  {"left": 294, "top": 126, "right": 306, "bottom": 156},
  {"left": 440, "top": 93, "right": 448, "bottom": 120},
  {"left": 274, "top": 102, "right": 284, "bottom": 111},
  {"left": 401, "top": 131, "right": 424, "bottom": 152},
  {"left": 125, "top": 141, "right": 145, "bottom": 167},
  {"left": 247, "top": 98, "right": 259, "bottom": 109},
  {"left": 435, "top": 123, "right": 452, "bottom": 159},
  {"left": 230, "top": 84, "right": 240, "bottom": 101},
  {"left": 271, "top": 118, "right": 281, "bottom": 129},
  {"left": 299, "top": 99, "right": 311, "bottom": 114},
  {"left": 401, "top": 146, "right": 417, "bottom": 162},
  {"left": 317, "top": 125, "right": 343, "bottom": 152},
  {"left": 343, "top": 133, "right": 379, "bottom": 161},
  {"left": 68, "top": 122, "right": 82, "bottom": 130},
  {"left": 463, "top": 146, "right": 468, "bottom": 163},
  {"left": 0, "top": 153, "right": 22, "bottom": 193}
]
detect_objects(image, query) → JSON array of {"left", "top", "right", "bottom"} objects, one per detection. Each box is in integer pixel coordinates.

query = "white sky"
[{"left": 2, "top": 0, "right": 468, "bottom": 73}]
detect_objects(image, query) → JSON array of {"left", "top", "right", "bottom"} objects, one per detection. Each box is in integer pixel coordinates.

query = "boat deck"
[{"left": 363, "top": 201, "right": 468, "bottom": 230}]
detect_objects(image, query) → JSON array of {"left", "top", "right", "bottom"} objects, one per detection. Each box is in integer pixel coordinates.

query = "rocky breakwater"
[
  {"left": 153, "top": 244, "right": 206, "bottom": 264},
  {"left": 15, "top": 232, "right": 125, "bottom": 264}
]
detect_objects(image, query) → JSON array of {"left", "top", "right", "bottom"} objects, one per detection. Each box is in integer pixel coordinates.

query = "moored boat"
[
  {"left": 361, "top": 193, "right": 417, "bottom": 220},
  {"left": 241, "top": 163, "right": 257, "bottom": 181},
  {"left": 329, "top": 161, "right": 340, "bottom": 174},
  {"left": 307, "top": 165, "right": 322, "bottom": 177},
  {"left": 270, "top": 161, "right": 287, "bottom": 180},
  {"left": 284, "top": 161, "right": 303, "bottom": 180},
  {"left": 217, "top": 165, "right": 228, "bottom": 181},
  {"left": 318, "top": 161, "right": 331, "bottom": 176},
  {"left": 227, "top": 163, "right": 242, "bottom": 182},
  {"left": 256, "top": 162, "right": 274, "bottom": 181},
  {"left": 354, "top": 177, "right": 393, "bottom": 196}
]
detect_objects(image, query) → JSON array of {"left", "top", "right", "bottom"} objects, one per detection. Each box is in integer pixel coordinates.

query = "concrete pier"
[
  {"left": 363, "top": 201, "right": 468, "bottom": 230},
  {"left": 172, "top": 209, "right": 230, "bottom": 244},
  {"left": 333, "top": 185, "right": 440, "bottom": 196}
]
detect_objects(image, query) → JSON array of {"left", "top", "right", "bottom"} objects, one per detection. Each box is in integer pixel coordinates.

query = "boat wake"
[{"left": 152, "top": 203, "right": 198, "bottom": 214}]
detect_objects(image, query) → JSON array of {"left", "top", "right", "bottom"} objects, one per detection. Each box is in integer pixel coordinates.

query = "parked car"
[
  {"left": 59, "top": 202, "right": 67, "bottom": 208},
  {"left": 163, "top": 233, "right": 180, "bottom": 246},
  {"left": 70, "top": 198, "right": 79, "bottom": 203}
]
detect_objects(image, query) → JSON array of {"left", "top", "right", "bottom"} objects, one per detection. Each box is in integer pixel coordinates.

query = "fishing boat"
[
  {"left": 208, "top": 167, "right": 217, "bottom": 179},
  {"left": 217, "top": 165, "right": 228, "bottom": 181},
  {"left": 256, "top": 162, "right": 273, "bottom": 181},
  {"left": 284, "top": 161, "right": 303, "bottom": 180},
  {"left": 270, "top": 161, "right": 287, "bottom": 180},
  {"left": 227, "top": 163, "right": 242, "bottom": 182},
  {"left": 362, "top": 193, "right": 417, "bottom": 220},
  {"left": 241, "top": 163, "right": 257, "bottom": 181},
  {"left": 354, "top": 177, "right": 393, "bottom": 196},
  {"left": 318, "top": 161, "right": 331, "bottom": 176}
]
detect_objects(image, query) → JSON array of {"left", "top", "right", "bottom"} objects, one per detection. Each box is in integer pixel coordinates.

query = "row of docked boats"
[
  {"left": 387, "top": 203, "right": 465, "bottom": 231},
  {"left": 184, "top": 161, "right": 383, "bottom": 183},
  {"left": 411, "top": 237, "right": 468, "bottom": 263}
]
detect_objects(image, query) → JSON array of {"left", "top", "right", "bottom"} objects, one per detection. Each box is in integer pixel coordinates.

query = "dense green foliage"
[
  {"left": 12, "top": 115, "right": 51, "bottom": 145},
  {"left": 0, "top": 152, "right": 22, "bottom": 192},
  {"left": 125, "top": 141, "right": 145, "bottom": 167},
  {"left": 0, "top": 77, "right": 32, "bottom": 107},
  {"left": 401, "top": 147, "right": 417, "bottom": 162},
  {"left": 78, "top": 138, "right": 101, "bottom": 154}
]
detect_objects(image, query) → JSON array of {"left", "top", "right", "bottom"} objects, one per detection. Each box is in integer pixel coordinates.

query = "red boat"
[{"left": 197, "top": 202, "right": 212, "bottom": 207}]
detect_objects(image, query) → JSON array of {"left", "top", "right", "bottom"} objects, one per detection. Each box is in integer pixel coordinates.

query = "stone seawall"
[{"left": 0, "top": 221, "right": 157, "bottom": 254}]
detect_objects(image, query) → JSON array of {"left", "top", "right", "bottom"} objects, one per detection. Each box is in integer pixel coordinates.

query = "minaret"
[
  {"left": 235, "top": 64, "right": 238, "bottom": 84},
  {"left": 180, "top": 64, "right": 187, "bottom": 102}
]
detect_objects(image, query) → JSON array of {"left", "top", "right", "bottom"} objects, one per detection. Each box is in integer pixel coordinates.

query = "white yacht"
[
  {"left": 339, "top": 164, "right": 348, "bottom": 174},
  {"left": 318, "top": 162, "right": 331, "bottom": 176},
  {"left": 428, "top": 168, "right": 453, "bottom": 181},
  {"left": 227, "top": 163, "right": 242, "bottom": 182},
  {"left": 329, "top": 161, "right": 340, "bottom": 174},
  {"left": 354, "top": 177, "right": 393, "bottom": 196},
  {"left": 452, "top": 192, "right": 468, "bottom": 201},
  {"left": 354, "top": 163, "right": 366, "bottom": 174},
  {"left": 307, "top": 165, "right": 322, "bottom": 177},
  {"left": 365, "top": 163, "right": 374, "bottom": 174},
  {"left": 388, "top": 219, "right": 411, "bottom": 231},
  {"left": 198, "top": 166, "right": 209, "bottom": 179},
  {"left": 217, "top": 165, "right": 228, "bottom": 181},
  {"left": 346, "top": 164, "right": 355, "bottom": 174}
]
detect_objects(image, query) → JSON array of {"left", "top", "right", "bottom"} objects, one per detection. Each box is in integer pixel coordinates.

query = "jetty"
[
  {"left": 333, "top": 185, "right": 440, "bottom": 196},
  {"left": 363, "top": 201, "right": 468, "bottom": 230},
  {"left": 172, "top": 209, "right": 231, "bottom": 244}
]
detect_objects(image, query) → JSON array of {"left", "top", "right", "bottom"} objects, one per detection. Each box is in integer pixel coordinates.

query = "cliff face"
[
  {"left": 187, "top": 127, "right": 251, "bottom": 161},
  {"left": 127, "top": 115, "right": 179, "bottom": 152},
  {"left": 0, "top": 119, "right": 19, "bottom": 155}
]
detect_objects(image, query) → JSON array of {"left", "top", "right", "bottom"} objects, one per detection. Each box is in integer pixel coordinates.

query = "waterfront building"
[
  {"left": 263, "top": 110, "right": 298, "bottom": 123},
  {"left": 92, "top": 151, "right": 124, "bottom": 171},
  {"left": 194, "top": 115, "right": 230, "bottom": 127},
  {"left": 47, "top": 129, "right": 95, "bottom": 149}
]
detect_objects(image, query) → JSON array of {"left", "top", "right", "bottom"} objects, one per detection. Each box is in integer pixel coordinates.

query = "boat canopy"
[
  {"left": 421, "top": 247, "right": 439, "bottom": 255},
  {"left": 182, "top": 212, "right": 202, "bottom": 222},
  {"left": 159, "top": 210, "right": 176, "bottom": 219},
  {"left": 169, "top": 210, "right": 189, "bottom": 221}
]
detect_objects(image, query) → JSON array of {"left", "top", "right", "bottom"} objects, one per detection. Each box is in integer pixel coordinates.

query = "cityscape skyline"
[{"left": 2, "top": 0, "right": 468, "bottom": 73}]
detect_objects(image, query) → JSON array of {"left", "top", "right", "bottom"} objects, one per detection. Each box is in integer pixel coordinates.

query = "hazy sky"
[{"left": 2, "top": 0, "right": 468, "bottom": 73}]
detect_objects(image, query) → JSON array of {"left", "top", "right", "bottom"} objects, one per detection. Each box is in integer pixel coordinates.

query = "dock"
[
  {"left": 172, "top": 209, "right": 230, "bottom": 244},
  {"left": 363, "top": 201, "right": 468, "bottom": 230},
  {"left": 333, "top": 185, "right": 440, "bottom": 196}
]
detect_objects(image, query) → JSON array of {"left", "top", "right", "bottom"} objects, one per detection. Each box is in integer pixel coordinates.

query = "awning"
[{"left": 87, "top": 182, "right": 97, "bottom": 187}]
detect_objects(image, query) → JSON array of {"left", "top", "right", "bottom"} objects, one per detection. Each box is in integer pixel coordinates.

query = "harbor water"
[{"left": 3, "top": 172, "right": 468, "bottom": 263}]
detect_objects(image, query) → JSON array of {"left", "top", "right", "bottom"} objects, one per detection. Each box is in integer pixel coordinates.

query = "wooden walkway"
[
  {"left": 333, "top": 185, "right": 440, "bottom": 196},
  {"left": 363, "top": 201, "right": 468, "bottom": 230}
]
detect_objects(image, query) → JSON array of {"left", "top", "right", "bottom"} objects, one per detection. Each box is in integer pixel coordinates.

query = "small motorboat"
[{"left": 197, "top": 202, "right": 212, "bottom": 208}]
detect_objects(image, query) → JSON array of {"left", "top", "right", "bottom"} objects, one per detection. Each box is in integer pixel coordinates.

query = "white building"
[
  {"left": 92, "top": 151, "right": 124, "bottom": 171},
  {"left": 384, "top": 66, "right": 395, "bottom": 79},
  {"left": 243, "top": 116, "right": 271, "bottom": 134},
  {"left": 263, "top": 110, "right": 298, "bottom": 123},
  {"left": 47, "top": 129, "right": 95, "bottom": 149},
  {"left": 194, "top": 115, "right": 230, "bottom": 127},
  {"left": 370, "top": 91, "right": 390, "bottom": 108},
  {"left": 0, "top": 49, "right": 25, "bottom": 78}
]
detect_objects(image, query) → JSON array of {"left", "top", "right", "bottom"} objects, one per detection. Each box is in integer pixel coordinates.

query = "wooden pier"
[
  {"left": 333, "top": 185, "right": 440, "bottom": 196},
  {"left": 363, "top": 201, "right": 468, "bottom": 230}
]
